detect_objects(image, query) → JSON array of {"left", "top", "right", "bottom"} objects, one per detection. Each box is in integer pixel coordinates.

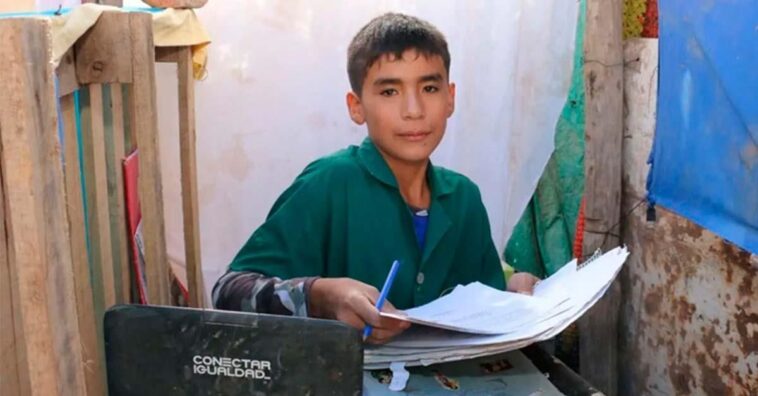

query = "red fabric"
[
  {"left": 123, "top": 150, "right": 147, "bottom": 304},
  {"left": 123, "top": 150, "right": 190, "bottom": 305},
  {"left": 573, "top": 197, "right": 585, "bottom": 260},
  {"left": 642, "top": 0, "right": 659, "bottom": 38}
]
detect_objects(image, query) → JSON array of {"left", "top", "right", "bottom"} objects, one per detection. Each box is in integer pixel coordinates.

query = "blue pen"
[{"left": 363, "top": 259, "right": 401, "bottom": 340}]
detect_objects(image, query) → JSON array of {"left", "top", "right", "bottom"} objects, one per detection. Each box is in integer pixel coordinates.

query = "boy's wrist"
[
  {"left": 303, "top": 276, "right": 321, "bottom": 317},
  {"left": 308, "top": 277, "right": 331, "bottom": 319}
]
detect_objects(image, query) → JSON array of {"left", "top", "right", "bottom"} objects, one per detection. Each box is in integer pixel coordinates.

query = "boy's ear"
[
  {"left": 346, "top": 92, "right": 366, "bottom": 125},
  {"left": 447, "top": 82, "right": 456, "bottom": 118}
]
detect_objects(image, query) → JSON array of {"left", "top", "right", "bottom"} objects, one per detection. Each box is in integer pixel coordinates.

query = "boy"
[{"left": 213, "top": 12, "right": 539, "bottom": 344}]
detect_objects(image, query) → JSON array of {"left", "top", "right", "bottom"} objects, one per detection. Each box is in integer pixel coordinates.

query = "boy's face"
[{"left": 347, "top": 49, "right": 455, "bottom": 168}]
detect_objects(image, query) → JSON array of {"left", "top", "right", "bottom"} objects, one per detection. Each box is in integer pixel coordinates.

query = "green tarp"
[{"left": 504, "top": 0, "right": 586, "bottom": 278}]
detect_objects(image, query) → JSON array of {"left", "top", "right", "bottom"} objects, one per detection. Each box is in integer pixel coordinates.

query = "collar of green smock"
[{"left": 357, "top": 137, "right": 454, "bottom": 197}]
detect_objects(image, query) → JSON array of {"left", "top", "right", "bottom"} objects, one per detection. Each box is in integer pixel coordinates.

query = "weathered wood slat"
[
  {"left": 128, "top": 12, "right": 171, "bottom": 305},
  {"left": 0, "top": 145, "right": 21, "bottom": 396},
  {"left": 61, "top": 93, "right": 106, "bottom": 396},
  {"left": 578, "top": 0, "right": 624, "bottom": 395},
  {"left": 0, "top": 18, "right": 86, "bottom": 396},
  {"left": 122, "top": 84, "right": 135, "bottom": 153},
  {"left": 57, "top": 47, "right": 79, "bottom": 97},
  {"left": 177, "top": 47, "right": 205, "bottom": 307},
  {"left": 75, "top": 12, "right": 133, "bottom": 85},
  {"left": 81, "top": 84, "right": 118, "bottom": 310},
  {"left": 108, "top": 83, "right": 132, "bottom": 303},
  {"left": 102, "top": 84, "right": 125, "bottom": 303},
  {"left": 155, "top": 46, "right": 181, "bottom": 63}
]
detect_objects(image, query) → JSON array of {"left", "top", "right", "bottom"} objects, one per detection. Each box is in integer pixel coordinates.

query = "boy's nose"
[{"left": 401, "top": 92, "right": 424, "bottom": 119}]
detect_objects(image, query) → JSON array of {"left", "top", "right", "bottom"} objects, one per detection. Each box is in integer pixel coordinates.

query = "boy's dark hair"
[{"left": 347, "top": 12, "right": 450, "bottom": 96}]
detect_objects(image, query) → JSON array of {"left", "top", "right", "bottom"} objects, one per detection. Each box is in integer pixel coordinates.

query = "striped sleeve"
[{"left": 212, "top": 270, "right": 318, "bottom": 317}]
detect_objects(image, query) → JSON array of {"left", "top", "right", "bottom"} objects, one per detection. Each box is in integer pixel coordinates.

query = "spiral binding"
[{"left": 578, "top": 248, "right": 602, "bottom": 269}]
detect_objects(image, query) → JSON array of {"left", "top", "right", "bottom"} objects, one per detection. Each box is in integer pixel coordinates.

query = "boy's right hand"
[{"left": 308, "top": 278, "right": 410, "bottom": 344}]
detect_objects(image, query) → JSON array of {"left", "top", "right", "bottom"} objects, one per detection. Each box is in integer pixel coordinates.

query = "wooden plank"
[
  {"left": 75, "top": 12, "right": 132, "bottom": 85},
  {"left": 177, "top": 47, "right": 205, "bottom": 307},
  {"left": 155, "top": 46, "right": 181, "bottom": 63},
  {"left": 128, "top": 12, "right": 171, "bottom": 305},
  {"left": 122, "top": 84, "right": 135, "bottom": 153},
  {"left": 56, "top": 46, "right": 80, "bottom": 97},
  {"left": 77, "top": 89, "right": 105, "bottom": 323},
  {"left": 81, "top": 84, "right": 118, "bottom": 310},
  {"left": 113, "top": 84, "right": 131, "bottom": 302},
  {"left": 102, "top": 84, "right": 124, "bottom": 303},
  {"left": 0, "top": 148, "right": 20, "bottom": 396},
  {"left": 0, "top": 18, "right": 86, "bottom": 396},
  {"left": 60, "top": 94, "right": 106, "bottom": 396},
  {"left": 106, "top": 83, "right": 132, "bottom": 303},
  {"left": 578, "top": 0, "right": 624, "bottom": 395}
]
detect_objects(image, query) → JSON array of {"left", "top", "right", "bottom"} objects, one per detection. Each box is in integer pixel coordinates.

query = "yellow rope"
[{"left": 623, "top": 0, "right": 646, "bottom": 39}]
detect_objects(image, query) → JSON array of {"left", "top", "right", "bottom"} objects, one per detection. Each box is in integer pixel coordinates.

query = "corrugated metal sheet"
[{"left": 620, "top": 38, "right": 758, "bottom": 396}]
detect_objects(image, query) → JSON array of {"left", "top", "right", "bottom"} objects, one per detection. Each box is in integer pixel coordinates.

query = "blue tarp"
[{"left": 649, "top": 0, "right": 758, "bottom": 253}]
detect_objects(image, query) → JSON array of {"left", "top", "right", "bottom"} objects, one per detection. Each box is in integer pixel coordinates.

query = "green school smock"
[{"left": 229, "top": 138, "right": 506, "bottom": 310}]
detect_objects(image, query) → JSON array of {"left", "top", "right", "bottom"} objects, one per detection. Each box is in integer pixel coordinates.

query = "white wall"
[
  {"left": 146, "top": 0, "right": 578, "bottom": 299},
  {"left": 37, "top": 0, "right": 79, "bottom": 10},
  {"left": 0, "top": 0, "right": 77, "bottom": 12}
]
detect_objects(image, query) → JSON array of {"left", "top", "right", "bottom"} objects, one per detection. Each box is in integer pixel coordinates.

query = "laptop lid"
[{"left": 104, "top": 304, "right": 363, "bottom": 395}]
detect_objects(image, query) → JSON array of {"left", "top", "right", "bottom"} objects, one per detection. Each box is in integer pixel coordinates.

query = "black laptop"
[{"left": 104, "top": 305, "right": 363, "bottom": 395}]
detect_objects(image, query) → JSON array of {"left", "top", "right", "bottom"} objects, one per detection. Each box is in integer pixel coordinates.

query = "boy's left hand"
[{"left": 507, "top": 273, "right": 540, "bottom": 295}]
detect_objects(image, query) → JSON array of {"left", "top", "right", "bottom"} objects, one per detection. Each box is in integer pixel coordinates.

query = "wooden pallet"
[{"left": 0, "top": 11, "right": 204, "bottom": 395}]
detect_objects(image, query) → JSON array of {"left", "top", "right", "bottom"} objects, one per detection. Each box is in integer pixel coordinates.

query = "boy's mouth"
[{"left": 397, "top": 131, "right": 431, "bottom": 142}]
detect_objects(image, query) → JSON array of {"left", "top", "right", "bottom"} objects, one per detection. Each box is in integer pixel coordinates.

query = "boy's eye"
[
  {"left": 380, "top": 88, "right": 398, "bottom": 96},
  {"left": 423, "top": 85, "right": 439, "bottom": 93}
]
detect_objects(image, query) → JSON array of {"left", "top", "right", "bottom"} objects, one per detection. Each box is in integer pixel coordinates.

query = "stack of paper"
[{"left": 365, "top": 247, "right": 629, "bottom": 369}]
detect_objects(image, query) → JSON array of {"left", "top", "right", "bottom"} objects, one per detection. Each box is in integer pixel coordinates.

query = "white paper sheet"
[
  {"left": 381, "top": 283, "right": 565, "bottom": 334},
  {"left": 366, "top": 247, "right": 630, "bottom": 368}
]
